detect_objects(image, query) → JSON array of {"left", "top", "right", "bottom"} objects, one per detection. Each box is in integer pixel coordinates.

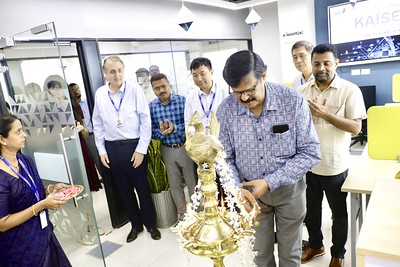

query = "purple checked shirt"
[{"left": 216, "top": 82, "right": 321, "bottom": 192}]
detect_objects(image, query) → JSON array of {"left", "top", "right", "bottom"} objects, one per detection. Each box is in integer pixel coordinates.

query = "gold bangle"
[
  {"left": 47, "top": 184, "right": 53, "bottom": 194},
  {"left": 32, "top": 204, "right": 38, "bottom": 216}
]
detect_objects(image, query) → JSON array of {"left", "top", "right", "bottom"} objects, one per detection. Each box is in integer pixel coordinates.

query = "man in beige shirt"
[{"left": 298, "top": 43, "right": 366, "bottom": 267}]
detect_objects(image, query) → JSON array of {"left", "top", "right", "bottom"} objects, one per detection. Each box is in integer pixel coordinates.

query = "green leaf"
[{"left": 146, "top": 139, "right": 169, "bottom": 193}]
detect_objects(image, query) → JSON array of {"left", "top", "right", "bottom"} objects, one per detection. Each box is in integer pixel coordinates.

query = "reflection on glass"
[
  {"left": 0, "top": 23, "right": 106, "bottom": 267},
  {"left": 98, "top": 40, "right": 249, "bottom": 97},
  {"left": 136, "top": 67, "right": 157, "bottom": 103}
]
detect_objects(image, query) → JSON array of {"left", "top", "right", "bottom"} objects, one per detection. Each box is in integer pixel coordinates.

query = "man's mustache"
[{"left": 241, "top": 98, "right": 254, "bottom": 104}]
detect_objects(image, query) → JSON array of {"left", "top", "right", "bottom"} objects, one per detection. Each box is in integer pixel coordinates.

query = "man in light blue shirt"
[
  {"left": 92, "top": 56, "right": 160, "bottom": 242},
  {"left": 217, "top": 50, "right": 320, "bottom": 267}
]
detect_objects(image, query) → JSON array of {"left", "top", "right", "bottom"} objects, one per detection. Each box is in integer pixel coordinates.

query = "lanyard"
[
  {"left": 198, "top": 90, "right": 216, "bottom": 119},
  {"left": 0, "top": 155, "right": 40, "bottom": 202},
  {"left": 108, "top": 81, "right": 126, "bottom": 113}
]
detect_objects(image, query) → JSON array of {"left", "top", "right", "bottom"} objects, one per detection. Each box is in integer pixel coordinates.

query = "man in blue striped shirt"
[
  {"left": 217, "top": 50, "right": 321, "bottom": 267},
  {"left": 149, "top": 73, "right": 197, "bottom": 221}
]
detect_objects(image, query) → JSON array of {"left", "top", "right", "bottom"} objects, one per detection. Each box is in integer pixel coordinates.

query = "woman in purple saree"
[{"left": 0, "top": 114, "right": 72, "bottom": 267}]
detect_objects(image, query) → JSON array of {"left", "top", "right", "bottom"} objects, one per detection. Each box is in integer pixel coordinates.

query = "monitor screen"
[
  {"left": 328, "top": 0, "right": 400, "bottom": 66},
  {"left": 359, "top": 85, "right": 376, "bottom": 112}
]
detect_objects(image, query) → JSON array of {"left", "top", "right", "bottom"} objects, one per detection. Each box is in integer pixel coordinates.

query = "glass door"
[{"left": 0, "top": 22, "right": 105, "bottom": 267}]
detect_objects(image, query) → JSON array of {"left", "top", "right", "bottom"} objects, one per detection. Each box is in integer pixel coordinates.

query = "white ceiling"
[{"left": 184, "top": 0, "right": 278, "bottom": 10}]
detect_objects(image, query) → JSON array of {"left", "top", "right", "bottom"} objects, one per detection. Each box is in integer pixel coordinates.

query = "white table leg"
[{"left": 350, "top": 192, "right": 362, "bottom": 267}]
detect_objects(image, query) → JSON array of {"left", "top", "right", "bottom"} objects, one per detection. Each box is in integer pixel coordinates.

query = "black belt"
[
  {"left": 88, "top": 132, "right": 94, "bottom": 136},
  {"left": 163, "top": 143, "right": 184, "bottom": 148},
  {"left": 106, "top": 138, "right": 139, "bottom": 145}
]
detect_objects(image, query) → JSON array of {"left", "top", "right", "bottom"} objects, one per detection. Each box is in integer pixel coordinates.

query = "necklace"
[
  {"left": 5, "top": 159, "right": 19, "bottom": 171},
  {"left": 0, "top": 155, "right": 19, "bottom": 171},
  {"left": 11, "top": 162, "right": 19, "bottom": 171}
]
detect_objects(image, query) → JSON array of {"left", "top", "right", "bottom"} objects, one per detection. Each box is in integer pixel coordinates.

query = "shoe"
[
  {"left": 78, "top": 237, "right": 95, "bottom": 246},
  {"left": 172, "top": 215, "right": 185, "bottom": 228},
  {"left": 97, "top": 227, "right": 105, "bottom": 236},
  {"left": 178, "top": 213, "right": 185, "bottom": 221},
  {"left": 87, "top": 225, "right": 105, "bottom": 236},
  {"left": 301, "top": 246, "right": 325, "bottom": 263},
  {"left": 329, "top": 256, "right": 344, "bottom": 267},
  {"left": 302, "top": 240, "right": 309, "bottom": 250},
  {"left": 147, "top": 228, "right": 161, "bottom": 240},
  {"left": 126, "top": 227, "right": 143, "bottom": 243}
]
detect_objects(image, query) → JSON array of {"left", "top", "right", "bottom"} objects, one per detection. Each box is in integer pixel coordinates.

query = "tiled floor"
[{"left": 62, "top": 143, "right": 366, "bottom": 267}]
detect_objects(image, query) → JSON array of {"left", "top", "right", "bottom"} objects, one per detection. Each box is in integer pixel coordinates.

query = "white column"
[{"left": 277, "top": 0, "right": 316, "bottom": 85}]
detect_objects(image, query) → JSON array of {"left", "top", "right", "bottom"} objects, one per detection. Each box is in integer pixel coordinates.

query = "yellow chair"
[
  {"left": 367, "top": 105, "right": 400, "bottom": 160},
  {"left": 393, "top": 73, "right": 400, "bottom": 102}
]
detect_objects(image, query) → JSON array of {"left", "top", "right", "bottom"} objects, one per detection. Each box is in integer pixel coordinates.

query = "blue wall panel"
[{"left": 314, "top": 0, "right": 400, "bottom": 105}]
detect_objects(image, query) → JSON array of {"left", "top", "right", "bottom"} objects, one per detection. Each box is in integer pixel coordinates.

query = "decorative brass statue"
[{"left": 175, "top": 111, "right": 257, "bottom": 267}]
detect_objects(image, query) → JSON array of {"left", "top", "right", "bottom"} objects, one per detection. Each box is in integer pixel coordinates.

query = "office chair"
[
  {"left": 350, "top": 119, "right": 367, "bottom": 147},
  {"left": 350, "top": 85, "right": 376, "bottom": 148}
]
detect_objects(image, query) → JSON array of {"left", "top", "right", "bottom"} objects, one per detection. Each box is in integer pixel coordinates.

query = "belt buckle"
[{"left": 171, "top": 143, "right": 183, "bottom": 148}]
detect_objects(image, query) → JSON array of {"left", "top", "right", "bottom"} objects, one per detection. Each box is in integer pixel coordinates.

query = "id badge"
[
  {"left": 117, "top": 118, "right": 123, "bottom": 128},
  {"left": 204, "top": 120, "right": 211, "bottom": 135},
  {"left": 204, "top": 126, "right": 210, "bottom": 135},
  {"left": 40, "top": 211, "right": 48, "bottom": 229}
]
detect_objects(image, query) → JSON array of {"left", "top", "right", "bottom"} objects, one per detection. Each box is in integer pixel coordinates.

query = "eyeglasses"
[
  {"left": 153, "top": 84, "right": 168, "bottom": 91},
  {"left": 231, "top": 79, "right": 259, "bottom": 98}
]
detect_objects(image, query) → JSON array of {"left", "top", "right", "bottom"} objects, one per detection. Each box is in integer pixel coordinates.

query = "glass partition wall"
[
  {"left": 97, "top": 40, "right": 249, "bottom": 98},
  {"left": 0, "top": 31, "right": 249, "bottom": 266},
  {"left": 0, "top": 23, "right": 106, "bottom": 267}
]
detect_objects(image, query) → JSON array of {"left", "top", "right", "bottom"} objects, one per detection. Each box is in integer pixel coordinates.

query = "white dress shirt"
[
  {"left": 79, "top": 99, "right": 93, "bottom": 133},
  {"left": 92, "top": 81, "right": 151, "bottom": 156},
  {"left": 184, "top": 82, "right": 229, "bottom": 127},
  {"left": 293, "top": 73, "right": 314, "bottom": 89}
]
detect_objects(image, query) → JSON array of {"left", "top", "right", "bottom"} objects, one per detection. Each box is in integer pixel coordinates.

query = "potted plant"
[{"left": 147, "top": 139, "right": 177, "bottom": 228}]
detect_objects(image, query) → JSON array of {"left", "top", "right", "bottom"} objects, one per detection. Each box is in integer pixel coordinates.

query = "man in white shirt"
[
  {"left": 291, "top": 40, "right": 315, "bottom": 250},
  {"left": 92, "top": 56, "right": 161, "bottom": 243},
  {"left": 292, "top": 40, "right": 314, "bottom": 89},
  {"left": 184, "top": 57, "right": 229, "bottom": 127},
  {"left": 184, "top": 57, "right": 229, "bottom": 205}
]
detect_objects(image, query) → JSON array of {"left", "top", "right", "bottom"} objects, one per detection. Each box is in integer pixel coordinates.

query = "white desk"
[
  {"left": 356, "top": 178, "right": 400, "bottom": 267},
  {"left": 341, "top": 153, "right": 399, "bottom": 267}
]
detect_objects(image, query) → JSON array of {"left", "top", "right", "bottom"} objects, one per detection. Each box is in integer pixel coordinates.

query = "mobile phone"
[{"left": 272, "top": 124, "right": 289, "bottom": 133}]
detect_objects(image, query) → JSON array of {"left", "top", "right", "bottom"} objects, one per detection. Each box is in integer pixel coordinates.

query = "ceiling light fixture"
[
  {"left": 0, "top": 37, "right": 15, "bottom": 49},
  {"left": 177, "top": 1, "right": 196, "bottom": 31},
  {"left": 245, "top": 7, "right": 261, "bottom": 30},
  {"left": 184, "top": 0, "right": 276, "bottom": 10}
]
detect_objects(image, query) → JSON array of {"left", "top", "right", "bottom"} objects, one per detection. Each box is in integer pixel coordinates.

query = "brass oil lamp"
[{"left": 175, "top": 112, "right": 257, "bottom": 267}]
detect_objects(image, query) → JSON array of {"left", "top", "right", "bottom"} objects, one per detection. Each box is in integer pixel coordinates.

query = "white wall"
[
  {"left": 278, "top": 0, "right": 316, "bottom": 85},
  {"left": 250, "top": 2, "right": 283, "bottom": 83},
  {"left": 0, "top": 0, "right": 251, "bottom": 40},
  {"left": 0, "top": 0, "right": 316, "bottom": 85},
  {"left": 250, "top": 0, "right": 316, "bottom": 84}
]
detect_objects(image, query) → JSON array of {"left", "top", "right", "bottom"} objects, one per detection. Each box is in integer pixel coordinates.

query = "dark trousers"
[
  {"left": 305, "top": 170, "right": 348, "bottom": 258},
  {"left": 105, "top": 140, "right": 157, "bottom": 230},
  {"left": 86, "top": 133, "right": 102, "bottom": 173}
]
